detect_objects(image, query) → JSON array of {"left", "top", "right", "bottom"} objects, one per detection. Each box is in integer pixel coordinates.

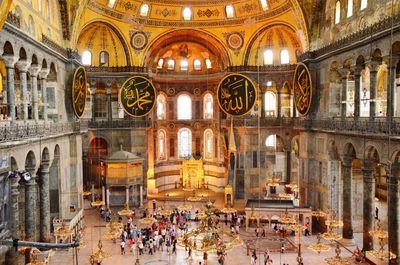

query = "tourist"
[
  {"left": 203, "top": 251, "right": 208, "bottom": 265},
  {"left": 166, "top": 236, "right": 171, "bottom": 253},
  {"left": 304, "top": 222, "right": 310, "bottom": 236},
  {"left": 172, "top": 238, "right": 177, "bottom": 254},
  {"left": 353, "top": 245, "right": 362, "bottom": 262},
  {"left": 120, "top": 240, "right": 126, "bottom": 255}
]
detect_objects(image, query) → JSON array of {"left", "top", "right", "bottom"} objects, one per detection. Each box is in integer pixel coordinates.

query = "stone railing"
[
  {"left": 88, "top": 119, "right": 150, "bottom": 129},
  {"left": 0, "top": 121, "right": 87, "bottom": 143},
  {"left": 85, "top": 66, "right": 147, "bottom": 73},
  {"left": 6, "top": 12, "right": 20, "bottom": 28},
  {"left": 41, "top": 34, "right": 68, "bottom": 57},
  {"left": 228, "top": 64, "right": 296, "bottom": 73},
  {"left": 299, "top": 14, "right": 400, "bottom": 61}
]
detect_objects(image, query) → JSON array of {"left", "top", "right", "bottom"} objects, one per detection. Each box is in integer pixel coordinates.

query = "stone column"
[
  {"left": 25, "top": 170, "right": 37, "bottom": 241},
  {"left": 369, "top": 63, "right": 378, "bottom": 120},
  {"left": 7, "top": 174, "right": 20, "bottom": 265},
  {"left": 277, "top": 90, "right": 282, "bottom": 118},
  {"left": 106, "top": 187, "right": 110, "bottom": 207},
  {"left": 89, "top": 87, "right": 96, "bottom": 121},
  {"left": 354, "top": 70, "right": 361, "bottom": 119},
  {"left": 362, "top": 161, "right": 375, "bottom": 251},
  {"left": 106, "top": 86, "right": 112, "bottom": 122},
  {"left": 101, "top": 185, "right": 105, "bottom": 202},
  {"left": 126, "top": 186, "right": 129, "bottom": 206},
  {"left": 3, "top": 56, "right": 18, "bottom": 124},
  {"left": 39, "top": 70, "right": 49, "bottom": 123},
  {"left": 16, "top": 60, "right": 31, "bottom": 123},
  {"left": 341, "top": 75, "right": 348, "bottom": 118},
  {"left": 139, "top": 185, "right": 143, "bottom": 207},
  {"left": 387, "top": 63, "right": 397, "bottom": 120},
  {"left": 29, "top": 65, "right": 41, "bottom": 123},
  {"left": 388, "top": 165, "right": 400, "bottom": 259},
  {"left": 39, "top": 161, "right": 51, "bottom": 242},
  {"left": 286, "top": 149, "right": 291, "bottom": 183},
  {"left": 342, "top": 156, "right": 354, "bottom": 239}
]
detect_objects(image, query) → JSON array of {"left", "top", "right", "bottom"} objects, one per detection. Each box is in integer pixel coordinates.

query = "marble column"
[
  {"left": 126, "top": 186, "right": 129, "bottom": 206},
  {"left": 106, "top": 86, "right": 112, "bottom": 122},
  {"left": 89, "top": 87, "right": 96, "bottom": 121},
  {"left": 25, "top": 172, "right": 37, "bottom": 241},
  {"left": 106, "top": 187, "right": 110, "bottom": 207},
  {"left": 342, "top": 156, "right": 354, "bottom": 239},
  {"left": 387, "top": 64, "right": 397, "bottom": 120},
  {"left": 39, "top": 161, "right": 50, "bottom": 242},
  {"left": 16, "top": 60, "right": 31, "bottom": 123},
  {"left": 354, "top": 71, "right": 361, "bottom": 119},
  {"left": 388, "top": 165, "right": 400, "bottom": 259},
  {"left": 39, "top": 70, "right": 49, "bottom": 123},
  {"left": 7, "top": 174, "right": 20, "bottom": 265},
  {"left": 139, "top": 185, "right": 143, "bottom": 207},
  {"left": 3, "top": 56, "right": 17, "bottom": 124},
  {"left": 28, "top": 65, "right": 41, "bottom": 123},
  {"left": 286, "top": 149, "right": 291, "bottom": 183},
  {"left": 362, "top": 162, "right": 375, "bottom": 251},
  {"left": 369, "top": 64, "right": 378, "bottom": 120},
  {"left": 277, "top": 90, "right": 282, "bottom": 118},
  {"left": 341, "top": 75, "right": 348, "bottom": 118},
  {"left": 101, "top": 185, "right": 105, "bottom": 202}
]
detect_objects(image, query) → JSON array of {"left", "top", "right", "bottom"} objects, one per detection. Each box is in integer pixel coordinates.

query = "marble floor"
[{"left": 48, "top": 201, "right": 375, "bottom": 265}]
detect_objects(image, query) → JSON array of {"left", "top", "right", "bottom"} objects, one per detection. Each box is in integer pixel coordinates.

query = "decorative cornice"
[{"left": 42, "top": 34, "right": 68, "bottom": 57}]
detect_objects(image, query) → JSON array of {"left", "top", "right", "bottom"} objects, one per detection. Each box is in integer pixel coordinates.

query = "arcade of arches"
[{"left": 0, "top": 0, "right": 400, "bottom": 264}]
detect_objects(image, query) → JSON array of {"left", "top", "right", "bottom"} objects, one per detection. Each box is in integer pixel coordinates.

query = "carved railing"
[
  {"left": 299, "top": 13, "right": 400, "bottom": 61},
  {"left": 0, "top": 121, "right": 87, "bottom": 143},
  {"left": 228, "top": 65, "right": 296, "bottom": 73},
  {"left": 41, "top": 34, "right": 68, "bottom": 57},
  {"left": 6, "top": 12, "right": 20, "bottom": 28},
  {"left": 85, "top": 66, "right": 147, "bottom": 73},
  {"left": 88, "top": 119, "right": 150, "bottom": 129}
]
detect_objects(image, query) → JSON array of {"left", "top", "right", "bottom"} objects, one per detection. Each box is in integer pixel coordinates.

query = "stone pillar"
[
  {"left": 126, "top": 186, "right": 129, "bottom": 206},
  {"left": 387, "top": 64, "right": 397, "bottom": 120},
  {"left": 106, "top": 187, "right": 110, "bottom": 207},
  {"left": 16, "top": 60, "right": 31, "bottom": 123},
  {"left": 354, "top": 70, "right": 361, "bottom": 119},
  {"left": 277, "top": 90, "right": 282, "bottom": 118},
  {"left": 341, "top": 75, "right": 348, "bottom": 118},
  {"left": 286, "top": 149, "right": 291, "bottom": 183},
  {"left": 106, "top": 86, "right": 112, "bottom": 122},
  {"left": 3, "top": 56, "right": 18, "bottom": 124},
  {"left": 139, "top": 185, "right": 143, "bottom": 207},
  {"left": 91, "top": 183, "right": 95, "bottom": 202},
  {"left": 89, "top": 87, "right": 96, "bottom": 121},
  {"left": 362, "top": 162, "right": 375, "bottom": 251},
  {"left": 101, "top": 185, "right": 105, "bottom": 202},
  {"left": 369, "top": 63, "right": 378, "bottom": 120},
  {"left": 28, "top": 65, "right": 41, "bottom": 123},
  {"left": 25, "top": 171, "right": 37, "bottom": 241},
  {"left": 7, "top": 174, "right": 20, "bottom": 265},
  {"left": 39, "top": 161, "right": 51, "bottom": 242},
  {"left": 342, "top": 156, "right": 354, "bottom": 239},
  {"left": 388, "top": 165, "right": 400, "bottom": 259},
  {"left": 39, "top": 70, "right": 49, "bottom": 123}
]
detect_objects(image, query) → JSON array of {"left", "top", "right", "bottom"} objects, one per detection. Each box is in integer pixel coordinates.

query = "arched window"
[
  {"left": 157, "top": 94, "right": 166, "bottom": 120},
  {"left": 157, "top": 58, "right": 164, "bottom": 69},
  {"left": 180, "top": 60, "right": 188, "bottom": 71},
  {"left": 260, "top": 0, "right": 268, "bottom": 11},
  {"left": 46, "top": 0, "right": 50, "bottom": 21},
  {"left": 280, "top": 50, "right": 290, "bottom": 64},
  {"left": 167, "top": 59, "right": 175, "bottom": 70},
  {"left": 347, "top": 0, "right": 353, "bottom": 17},
  {"left": 38, "top": 0, "right": 42, "bottom": 13},
  {"left": 108, "top": 0, "right": 117, "bottom": 8},
  {"left": 28, "top": 15, "right": 35, "bottom": 36},
  {"left": 99, "top": 51, "right": 109, "bottom": 66},
  {"left": 264, "top": 49, "right": 273, "bottom": 65},
  {"left": 203, "top": 93, "right": 213, "bottom": 119},
  {"left": 158, "top": 130, "right": 166, "bottom": 160},
  {"left": 225, "top": 5, "right": 234, "bottom": 18},
  {"left": 183, "top": 7, "right": 192, "bottom": 20},
  {"left": 140, "top": 3, "right": 149, "bottom": 16},
  {"left": 264, "top": 91, "right": 276, "bottom": 117},
  {"left": 205, "top": 59, "right": 212, "bottom": 69},
  {"left": 204, "top": 129, "right": 214, "bottom": 159},
  {"left": 178, "top": 128, "right": 192, "bottom": 158},
  {"left": 265, "top": 135, "right": 276, "bottom": 149},
  {"left": 177, "top": 94, "right": 192, "bottom": 120},
  {"left": 82, "top": 51, "right": 92, "bottom": 66},
  {"left": 360, "top": 0, "right": 367, "bottom": 10},
  {"left": 194, "top": 59, "right": 201, "bottom": 70},
  {"left": 335, "top": 1, "right": 341, "bottom": 24}
]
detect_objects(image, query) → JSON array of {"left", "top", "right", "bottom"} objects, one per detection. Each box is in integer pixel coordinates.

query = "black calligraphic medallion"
[
  {"left": 119, "top": 76, "right": 156, "bottom": 117},
  {"left": 217, "top": 74, "right": 257, "bottom": 116},
  {"left": 293, "top": 63, "right": 313, "bottom": 116},
  {"left": 72, "top": 66, "right": 87, "bottom": 118}
]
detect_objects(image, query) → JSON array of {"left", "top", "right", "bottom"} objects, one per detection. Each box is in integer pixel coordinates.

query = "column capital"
[
  {"left": 367, "top": 61, "right": 380, "bottom": 73},
  {"left": 384, "top": 55, "right": 400, "bottom": 68},
  {"left": 39, "top": 69, "right": 50, "bottom": 80},
  {"left": 339, "top": 68, "right": 350, "bottom": 79},
  {"left": 106, "top": 86, "right": 112, "bottom": 95},
  {"left": 361, "top": 159, "right": 375, "bottom": 172},
  {"left": 2, "top": 55, "right": 18, "bottom": 68},
  {"left": 15, "top": 60, "right": 31, "bottom": 72},
  {"left": 392, "top": 164, "right": 400, "bottom": 178},
  {"left": 342, "top": 156, "right": 354, "bottom": 167},
  {"left": 89, "top": 87, "right": 96, "bottom": 95},
  {"left": 28, "top": 64, "right": 42, "bottom": 77}
]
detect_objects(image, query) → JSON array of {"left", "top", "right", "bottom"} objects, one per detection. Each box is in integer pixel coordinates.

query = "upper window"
[
  {"left": 157, "top": 58, "right": 164, "bottom": 69},
  {"left": 99, "top": 51, "right": 109, "bottom": 66},
  {"left": 194, "top": 59, "right": 201, "bottom": 70},
  {"left": 347, "top": 0, "right": 353, "bottom": 17},
  {"left": 264, "top": 91, "right": 276, "bottom": 117},
  {"left": 264, "top": 49, "right": 273, "bottom": 65},
  {"left": 82, "top": 51, "right": 92, "bottom": 66},
  {"left": 280, "top": 50, "right": 290, "bottom": 64},
  {"left": 183, "top": 7, "right": 192, "bottom": 21},
  {"left": 178, "top": 128, "right": 192, "bottom": 158},
  {"left": 167, "top": 59, "right": 175, "bottom": 70},
  {"left": 157, "top": 94, "right": 166, "bottom": 120},
  {"left": 266, "top": 81, "right": 273, "bottom": 87},
  {"left": 177, "top": 94, "right": 192, "bottom": 120},
  {"left": 225, "top": 5, "right": 234, "bottom": 18},
  {"left": 108, "top": 0, "right": 117, "bottom": 8},
  {"left": 260, "top": 0, "right": 268, "bottom": 11},
  {"left": 140, "top": 4, "right": 149, "bottom": 17},
  {"left": 204, "top": 129, "right": 214, "bottom": 160},
  {"left": 335, "top": 1, "right": 341, "bottom": 24},
  {"left": 265, "top": 135, "right": 276, "bottom": 149},
  {"left": 360, "top": 0, "right": 367, "bottom": 10},
  {"left": 158, "top": 130, "right": 166, "bottom": 160},
  {"left": 203, "top": 93, "right": 213, "bottom": 119},
  {"left": 205, "top": 59, "right": 212, "bottom": 69},
  {"left": 180, "top": 60, "right": 188, "bottom": 71}
]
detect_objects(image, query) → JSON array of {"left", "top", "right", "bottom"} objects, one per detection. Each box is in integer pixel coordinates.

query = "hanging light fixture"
[
  {"left": 278, "top": 209, "right": 296, "bottom": 224},
  {"left": 325, "top": 244, "right": 351, "bottom": 265},
  {"left": 367, "top": 219, "right": 397, "bottom": 260},
  {"left": 308, "top": 233, "right": 331, "bottom": 254},
  {"left": 89, "top": 240, "right": 109, "bottom": 264},
  {"left": 311, "top": 209, "right": 327, "bottom": 218},
  {"left": 117, "top": 202, "right": 134, "bottom": 218}
]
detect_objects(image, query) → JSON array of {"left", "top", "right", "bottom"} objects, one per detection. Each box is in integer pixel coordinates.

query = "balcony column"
[
  {"left": 126, "top": 186, "right": 129, "bottom": 206},
  {"left": 25, "top": 166, "right": 37, "bottom": 241},
  {"left": 387, "top": 59, "right": 398, "bottom": 120},
  {"left": 89, "top": 86, "right": 96, "bottom": 121},
  {"left": 340, "top": 69, "right": 349, "bottom": 118},
  {"left": 362, "top": 160, "right": 375, "bottom": 251},
  {"left": 39, "top": 69, "right": 49, "bottom": 124},
  {"left": 106, "top": 86, "right": 112, "bottom": 122},
  {"left": 369, "top": 63, "right": 379, "bottom": 120},
  {"left": 29, "top": 65, "right": 41, "bottom": 123},
  {"left": 16, "top": 60, "right": 31, "bottom": 123},
  {"left": 261, "top": 88, "right": 265, "bottom": 118},
  {"left": 354, "top": 69, "right": 361, "bottom": 119},
  {"left": 39, "top": 159, "right": 51, "bottom": 242},
  {"left": 388, "top": 165, "right": 400, "bottom": 260},
  {"left": 277, "top": 88, "right": 282, "bottom": 118},
  {"left": 342, "top": 156, "right": 354, "bottom": 239},
  {"left": 139, "top": 185, "right": 143, "bottom": 207},
  {"left": 2, "top": 55, "right": 18, "bottom": 124}
]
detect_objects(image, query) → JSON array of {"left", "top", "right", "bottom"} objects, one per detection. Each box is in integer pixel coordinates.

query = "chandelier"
[
  {"left": 91, "top": 199, "right": 105, "bottom": 207},
  {"left": 83, "top": 190, "right": 92, "bottom": 197},
  {"left": 221, "top": 207, "right": 237, "bottom": 214},
  {"left": 278, "top": 192, "right": 292, "bottom": 199},
  {"left": 139, "top": 217, "right": 157, "bottom": 227},
  {"left": 89, "top": 240, "right": 110, "bottom": 265},
  {"left": 266, "top": 174, "right": 280, "bottom": 187},
  {"left": 325, "top": 244, "right": 351, "bottom": 265},
  {"left": 285, "top": 183, "right": 298, "bottom": 189},
  {"left": 54, "top": 222, "right": 73, "bottom": 238},
  {"left": 117, "top": 203, "right": 134, "bottom": 218},
  {"left": 311, "top": 209, "right": 327, "bottom": 218},
  {"left": 367, "top": 219, "right": 397, "bottom": 260},
  {"left": 308, "top": 233, "right": 331, "bottom": 254},
  {"left": 278, "top": 209, "right": 296, "bottom": 224},
  {"left": 187, "top": 196, "right": 203, "bottom": 202},
  {"left": 324, "top": 211, "right": 343, "bottom": 228}
]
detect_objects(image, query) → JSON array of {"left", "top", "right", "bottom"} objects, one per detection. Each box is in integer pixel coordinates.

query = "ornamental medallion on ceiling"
[
  {"left": 293, "top": 63, "right": 312, "bottom": 116},
  {"left": 217, "top": 74, "right": 257, "bottom": 116},
  {"left": 223, "top": 31, "right": 244, "bottom": 56},
  {"left": 130, "top": 31, "right": 150, "bottom": 53},
  {"left": 72, "top": 66, "right": 87, "bottom": 118},
  {"left": 120, "top": 76, "right": 156, "bottom": 117}
]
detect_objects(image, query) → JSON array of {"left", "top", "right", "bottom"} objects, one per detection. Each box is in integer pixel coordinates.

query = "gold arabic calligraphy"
[
  {"left": 120, "top": 76, "right": 155, "bottom": 117},
  {"left": 293, "top": 63, "right": 312, "bottom": 116},
  {"left": 72, "top": 67, "right": 87, "bottom": 118}
]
